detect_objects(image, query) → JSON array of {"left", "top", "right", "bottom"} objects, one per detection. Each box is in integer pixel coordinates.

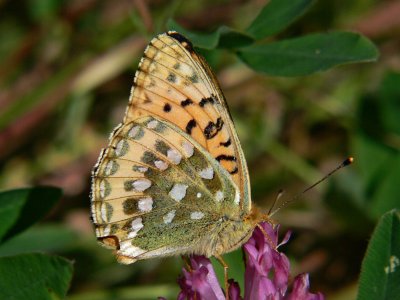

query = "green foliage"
[
  {"left": 0, "top": 187, "right": 73, "bottom": 299},
  {"left": 325, "top": 70, "right": 400, "bottom": 244},
  {"left": 352, "top": 71, "right": 400, "bottom": 219},
  {"left": 0, "top": 187, "right": 62, "bottom": 242},
  {"left": 325, "top": 172, "right": 374, "bottom": 236},
  {"left": 27, "top": 0, "right": 64, "bottom": 21},
  {"left": 167, "top": 19, "right": 254, "bottom": 49},
  {"left": 379, "top": 73, "right": 400, "bottom": 136},
  {"left": 0, "top": 225, "right": 78, "bottom": 257},
  {"left": 322, "top": 70, "right": 400, "bottom": 297},
  {"left": 168, "top": 1, "right": 378, "bottom": 76},
  {"left": 0, "top": 253, "right": 73, "bottom": 300},
  {"left": 357, "top": 210, "right": 400, "bottom": 300},
  {"left": 246, "top": 0, "right": 316, "bottom": 39},
  {"left": 237, "top": 32, "right": 378, "bottom": 76}
]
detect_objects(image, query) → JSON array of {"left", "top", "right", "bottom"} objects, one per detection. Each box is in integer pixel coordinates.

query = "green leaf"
[
  {"left": 357, "top": 210, "right": 400, "bottom": 300},
  {"left": 0, "top": 224, "right": 78, "bottom": 257},
  {"left": 217, "top": 26, "right": 255, "bottom": 49},
  {"left": 237, "top": 31, "right": 379, "bottom": 76},
  {"left": 166, "top": 19, "right": 254, "bottom": 49},
  {"left": 166, "top": 19, "right": 218, "bottom": 49},
  {"left": 246, "top": 0, "right": 316, "bottom": 39},
  {"left": 0, "top": 253, "right": 73, "bottom": 300},
  {"left": 0, "top": 187, "right": 62, "bottom": 243}
]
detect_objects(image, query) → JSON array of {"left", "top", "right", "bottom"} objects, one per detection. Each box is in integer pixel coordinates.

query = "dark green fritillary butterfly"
[{"left": 91, "top": 31, "right": 268, "bottom": 264}]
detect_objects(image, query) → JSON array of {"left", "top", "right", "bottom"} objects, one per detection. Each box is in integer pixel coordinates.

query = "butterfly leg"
[
  {"left": 215, "top": 254, "right": 230, "bottom": 300},
  {"left": 181, "top": 255, "right": 192, "bottom": 271}
]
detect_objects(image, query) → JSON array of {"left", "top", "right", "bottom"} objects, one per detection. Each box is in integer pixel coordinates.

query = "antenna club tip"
[{"left": 344, "top": 156, "right": 354, "bottom": 166}]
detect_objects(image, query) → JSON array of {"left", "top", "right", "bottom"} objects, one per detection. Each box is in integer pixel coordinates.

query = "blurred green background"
[{"left": 0, "top": 0, "right": 399, "bottom": 299}]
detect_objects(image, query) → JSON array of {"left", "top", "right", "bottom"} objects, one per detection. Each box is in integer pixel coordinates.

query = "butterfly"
[{"left": 90, "top": 31, "right": 268, "bottom": 265}]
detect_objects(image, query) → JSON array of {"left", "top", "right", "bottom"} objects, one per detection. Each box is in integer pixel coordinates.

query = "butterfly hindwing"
[
  {"left": 91, "top": 116, "right": 248, "bottom": 263},
  {"left": 124, "top": 32, "right": 251, "bottom": 212}
]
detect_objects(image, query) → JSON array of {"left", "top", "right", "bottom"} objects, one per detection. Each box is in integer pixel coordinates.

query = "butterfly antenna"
[
  {"left": 268, "top": 189, "right": 284, "bottom": 215},
  {"left": 269, "top": 157, "right": 354, "bottom": 217}
]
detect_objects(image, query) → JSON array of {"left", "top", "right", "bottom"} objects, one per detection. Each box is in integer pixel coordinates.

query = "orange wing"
[{"left": 124, "top": 31, "right": 251, "bottom": 211}]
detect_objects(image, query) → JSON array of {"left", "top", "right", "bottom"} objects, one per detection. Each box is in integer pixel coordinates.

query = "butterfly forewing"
[
  {"left": 92, "top": 116, "right": 248, "bottom": 263},
  {"left": 124, "top": 32, "right": 251, "bottom": 211}
]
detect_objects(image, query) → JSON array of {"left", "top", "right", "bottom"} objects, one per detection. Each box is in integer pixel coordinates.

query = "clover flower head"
[{"left": 175, "top": 222, "right": 324, "bottom": 300}]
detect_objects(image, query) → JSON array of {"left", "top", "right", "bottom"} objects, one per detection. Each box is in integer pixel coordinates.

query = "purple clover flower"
[
  {"left": 176, "top": 222, "right": 324, "bottom": 300},
  {"left": 177, "top": 255, "right": 225, "bottom": 300}
]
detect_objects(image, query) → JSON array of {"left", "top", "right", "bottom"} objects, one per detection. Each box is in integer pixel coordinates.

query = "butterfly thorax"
[{"left": 203, "top": 205, "right": 271, "bottom": 256}]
